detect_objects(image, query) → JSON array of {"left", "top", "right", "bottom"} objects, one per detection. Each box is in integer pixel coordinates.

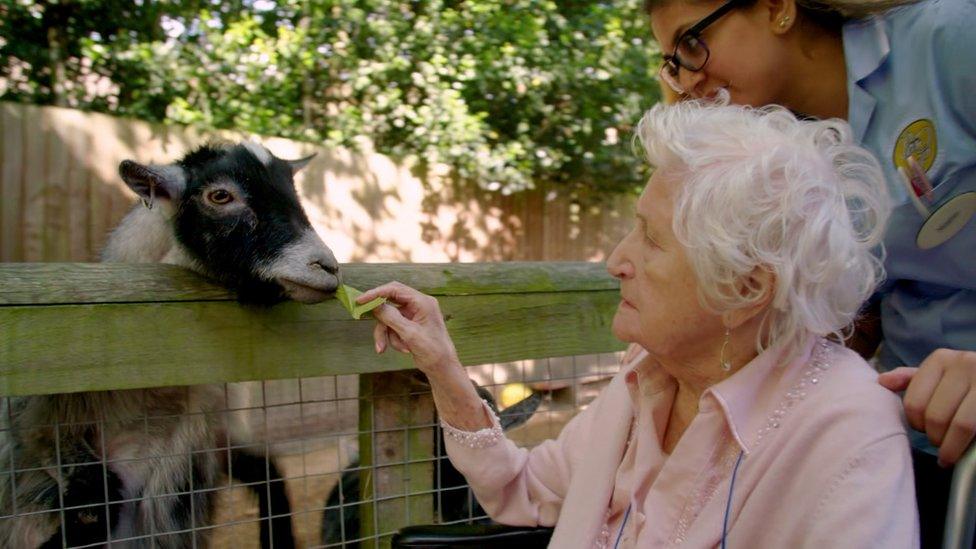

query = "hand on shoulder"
[{"left": 878, "top": 348, "right": 976, "bottom": 466}]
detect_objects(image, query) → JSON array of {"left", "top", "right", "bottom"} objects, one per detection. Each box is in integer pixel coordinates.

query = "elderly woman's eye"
[{"left": 208, "top": 189, "right": 233, "bottom": 205}]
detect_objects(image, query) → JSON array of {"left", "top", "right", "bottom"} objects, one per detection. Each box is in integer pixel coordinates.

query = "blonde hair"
[{"left": 634, "top": 98, "right": 891, "bottom": 356}]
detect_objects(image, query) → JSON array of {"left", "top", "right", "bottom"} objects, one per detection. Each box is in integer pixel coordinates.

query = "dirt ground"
[{"left": 210, "top": 443, "right": 344, "bottom": 549}]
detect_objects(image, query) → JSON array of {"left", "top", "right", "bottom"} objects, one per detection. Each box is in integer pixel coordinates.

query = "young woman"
[{"left": 645, "top": 0, "right": 975, "bottom": 544}]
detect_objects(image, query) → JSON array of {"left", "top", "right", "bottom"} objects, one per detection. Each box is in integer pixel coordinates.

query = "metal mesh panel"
[{"left": 0, "top": 352, "right": 623, "bottom": 548}]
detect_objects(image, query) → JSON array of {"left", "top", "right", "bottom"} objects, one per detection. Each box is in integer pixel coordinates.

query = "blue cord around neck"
[
  {"left": 721, "top": 450, "right": 746, "bottom": 549},
  {"left": 613, "top": 504, "right": 632, "bottom": 549},
  {"left": 613, "top": 449, "right": 744, "bottom": 548}
]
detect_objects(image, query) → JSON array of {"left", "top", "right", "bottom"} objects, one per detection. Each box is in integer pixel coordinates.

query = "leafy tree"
[{"left": 1, "top": 0, "right": 662, "bottom": 197}]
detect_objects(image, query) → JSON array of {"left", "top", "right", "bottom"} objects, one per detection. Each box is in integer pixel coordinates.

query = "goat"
[{"left": 0, "top": 141, "right": 339, "bottom": 548}]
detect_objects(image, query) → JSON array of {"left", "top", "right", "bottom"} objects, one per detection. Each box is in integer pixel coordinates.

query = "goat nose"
[
  {"left": 311, "top": 260, "right": 335, "bottom": 274},
  {"left": 312, "top": 259, "right": 340, "bottom": 276}
]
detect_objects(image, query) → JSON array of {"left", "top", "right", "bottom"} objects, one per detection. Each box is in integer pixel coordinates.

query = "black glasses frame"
[{"left": 661, "top": 0, "right": 749, "bottom": 77}]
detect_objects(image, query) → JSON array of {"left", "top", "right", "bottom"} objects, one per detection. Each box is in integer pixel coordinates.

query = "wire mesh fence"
[{"left": 0, "top": 351, "right": 625, "bottom": 548}]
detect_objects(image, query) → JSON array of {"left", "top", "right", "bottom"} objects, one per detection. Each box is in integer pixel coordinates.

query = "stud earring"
[
  {"left": 779, "top": 16, "right": 791, "bottom": 28},
  {"left": 720, "top": 327, "right": 732, "bottom": 372}
]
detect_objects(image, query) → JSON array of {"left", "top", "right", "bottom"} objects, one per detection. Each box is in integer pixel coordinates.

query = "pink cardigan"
[{"left": 445, "top": 338, "right": 919, "bottom": 547}]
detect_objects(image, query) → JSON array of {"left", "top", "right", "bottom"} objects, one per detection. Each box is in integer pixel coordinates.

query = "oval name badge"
[{"left": 916, "top": 192, "right": 976, "bottom": 250}]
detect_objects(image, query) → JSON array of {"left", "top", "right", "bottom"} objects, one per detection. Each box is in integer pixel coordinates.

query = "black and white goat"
[{"left": 0, "top": 142, "right": 339, "bottom": 548}]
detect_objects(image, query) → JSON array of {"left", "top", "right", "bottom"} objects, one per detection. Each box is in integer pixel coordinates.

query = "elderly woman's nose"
[{"left": 606, "top": 245, "right": 635, "bottom": 279}]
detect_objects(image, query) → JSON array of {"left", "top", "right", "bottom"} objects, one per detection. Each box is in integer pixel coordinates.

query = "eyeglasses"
[{"left": 658, "top": 0, "right": 748, "bottom": 94}]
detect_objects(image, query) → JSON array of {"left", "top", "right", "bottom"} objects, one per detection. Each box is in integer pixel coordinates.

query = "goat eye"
[{"left": 208, "top": 189, "right": 233, "bottom": 205}]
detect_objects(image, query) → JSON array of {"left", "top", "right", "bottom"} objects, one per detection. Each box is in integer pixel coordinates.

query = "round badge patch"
[
  {"left": 916, "top": 192, "right": 976, "bottom": 250},
  {"left": 893, "top": 119, "right": 937, "bottom": 173}
]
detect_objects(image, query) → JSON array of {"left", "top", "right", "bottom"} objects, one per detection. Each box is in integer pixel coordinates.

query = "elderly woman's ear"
[{"left": 723, "top": 266, "right": 777, "bottom": 330}]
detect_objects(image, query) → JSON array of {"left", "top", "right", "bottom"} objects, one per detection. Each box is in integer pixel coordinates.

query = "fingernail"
[
  {"left": 375, "top": 341, "right": 383, "bottom": 354},
  {"left": 937, "top": 458, "right": 948, "bottom": 468}
]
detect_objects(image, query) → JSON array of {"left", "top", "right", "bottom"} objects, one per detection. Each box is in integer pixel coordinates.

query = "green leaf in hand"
[{"left": 336, "top": 284, "right": 386, "bottom": 320}]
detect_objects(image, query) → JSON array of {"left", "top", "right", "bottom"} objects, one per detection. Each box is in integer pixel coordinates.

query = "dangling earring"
[
  {"left": 779, "top": 16, "right": 791, "bottom": 28},
  {"left": 720, "top": 327, "right": 732, "bottom": 372}
]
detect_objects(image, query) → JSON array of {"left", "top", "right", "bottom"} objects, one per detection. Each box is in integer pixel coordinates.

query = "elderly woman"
[{"left": 358, "top": 101, "right": 918, "bottom": 547}]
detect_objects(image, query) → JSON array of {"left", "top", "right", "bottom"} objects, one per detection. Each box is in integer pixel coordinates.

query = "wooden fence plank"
[
  {"left": 0, "top": 263, "right": 233, "bottom": 304},
  {"left": 63, "top": 111, "right": 95, "bottom": 261},
  {"left": 0, "top": 262, "right": 624, "bottom": 396},
  {"left": 0, "top": 290, "right": 622, "bottom": 396},
  {"left": 22, "top": 104, "right": 46, "bottom": 261},
  {"left": 0, "top": 104, "right": 25, "bottom": 261},
  {"left": 0, "top": 262, "right": 618, "bottom": 305},
  {"left": 42, "top": 111, "right": 71, "bottom": 261}
]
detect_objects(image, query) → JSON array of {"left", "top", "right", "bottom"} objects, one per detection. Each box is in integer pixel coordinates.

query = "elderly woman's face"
[{"left": 607, "top": 171, "right": 723, "bottom": 354}]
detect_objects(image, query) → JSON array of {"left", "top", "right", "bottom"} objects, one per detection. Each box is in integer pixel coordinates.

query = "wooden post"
[{"left": 358, "top": 371, "right": 435, "bottom": 547}]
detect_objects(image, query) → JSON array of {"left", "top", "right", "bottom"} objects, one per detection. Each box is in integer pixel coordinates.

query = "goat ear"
[
  {"left": 118, "top": 161, "right": 186, "bottom": 202},
  {"left": 285, "top": 153, "right": 317, "bottom": 175}
]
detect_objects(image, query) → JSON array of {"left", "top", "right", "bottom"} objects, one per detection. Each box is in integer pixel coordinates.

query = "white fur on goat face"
[{"left": 257, "top": 229, "right": 341, "bottom": 304}]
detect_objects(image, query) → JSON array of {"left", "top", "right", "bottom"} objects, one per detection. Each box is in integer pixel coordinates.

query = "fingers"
[
  {"left": 358, "top": 281, "right": 422, "bottom": 306},
  {"left": 372, "top": 306, "right": 412, "bottom": 354},
  {"left": 877, "top": 367, "right": 916, "bottom": 392},
  {"left": 360, "top": 281, "right": 457, "bottom": 372},
  {"left": 938, "top": 392, "right": 976, "bottom": 466},
  {"left": 373, "top": 321, "right": 389, "bottom": 354},
  {"left": 389, "top": 330, "right": 411, "bottom": 354},
  {"left": 904, "top": 360, "right": 945, "bottom": 432},
  {"left": 922, "top": 374, "right": 969, "bottom": 448},
  {"left": 372, "top": 302, "right": 413, "bottom": 334}
]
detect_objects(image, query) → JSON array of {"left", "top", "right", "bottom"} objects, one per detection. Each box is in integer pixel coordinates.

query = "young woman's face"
[{"left": 650, "top": 0, "right": 792, "bottom": 107}]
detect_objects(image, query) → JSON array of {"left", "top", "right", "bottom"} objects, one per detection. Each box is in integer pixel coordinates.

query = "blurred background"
[{"left": 1, "top": 0, "right": 661, "bottom": 200}]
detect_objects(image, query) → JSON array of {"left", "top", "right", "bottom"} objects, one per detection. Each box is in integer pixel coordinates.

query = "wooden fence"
[
  {"left": 0, "top": 261, "right": 625, "bottom": 546},
  {"left": 0, "top": 102, "right": 635, "bottom": 265},
  {"left": 0, "top": 262, "right": 622, "bottom": 395}
]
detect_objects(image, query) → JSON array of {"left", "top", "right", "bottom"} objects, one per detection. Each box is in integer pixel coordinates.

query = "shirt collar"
[
  {"left": 621, "top": 336, "right": 819, "bottom": 455},
  {"left": 843, "top": 16, "right": 891, "bottom": 83},
  {"left": 703, "top": 336, "right": 818, "bottom": 454}
]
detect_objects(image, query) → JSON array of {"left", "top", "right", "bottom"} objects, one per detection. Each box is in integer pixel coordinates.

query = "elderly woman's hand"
[
  {"left": 879, "top": 348, "right": 976, "bottom": 466},
  {"left": 359, "top": 282, "right": 493, "bottom": 432},
  {"left": 358, "top": 281, "right": 461, "bottom": 375}
]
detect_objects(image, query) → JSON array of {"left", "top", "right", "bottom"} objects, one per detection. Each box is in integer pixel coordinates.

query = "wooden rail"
[{"left": 0, "top": 262, "right": 624, "bottom": 397}]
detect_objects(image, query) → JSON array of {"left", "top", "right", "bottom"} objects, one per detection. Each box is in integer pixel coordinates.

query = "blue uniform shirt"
[{"left": 844, "top": 0, "right": 976, "bottom": 371}]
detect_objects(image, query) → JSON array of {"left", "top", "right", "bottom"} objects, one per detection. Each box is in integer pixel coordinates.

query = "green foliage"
[{"left": 1, "top": 0, "right": 661, "bottom": 197}]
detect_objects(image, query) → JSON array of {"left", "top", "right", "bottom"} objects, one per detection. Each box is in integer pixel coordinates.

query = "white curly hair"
[{"left": 635, "top": 99, "right": 891, "bottom": 356}]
